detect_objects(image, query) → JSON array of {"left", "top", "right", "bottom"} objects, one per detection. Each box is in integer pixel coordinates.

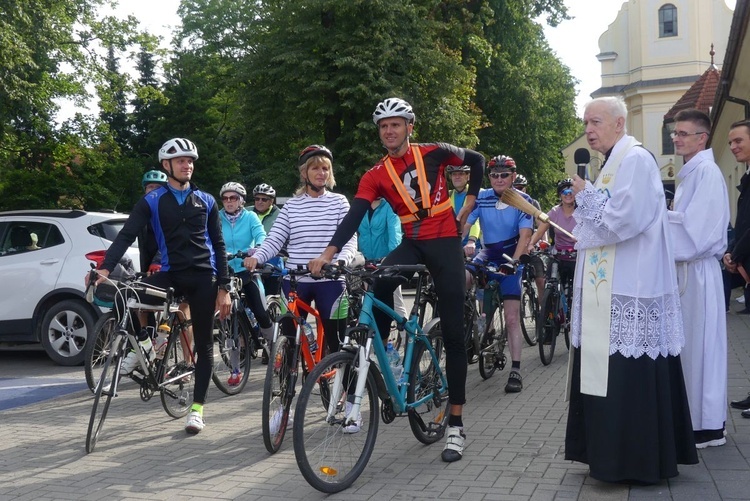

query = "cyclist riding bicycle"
[
  {"left": 462, "top": 154, "right": 533, "bottom": 394},
  {"left": 309, "top": 97, "right": 485, "bottom": 463},
  {"left": 513, "top": 173, "right": 546, "bottom": 298},
  {"left": 87, "top": 137, "right": 231, "bottom": 435},
  {"left": 529, "top": 178, "right": 578, "bottom": 288},
  {"left": 250, "top": 183, "right": 284, "bottom": 295},
  {"left": 244, "top": 145, "right": 358, "bottom": 357},
  {"left": 219, "top": 181, "right": 274, "bottom": 375}
]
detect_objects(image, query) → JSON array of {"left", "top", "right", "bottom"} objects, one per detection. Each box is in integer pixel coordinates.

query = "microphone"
[{"left": 574, "top": 148, "right": 590, "bottom": 180}]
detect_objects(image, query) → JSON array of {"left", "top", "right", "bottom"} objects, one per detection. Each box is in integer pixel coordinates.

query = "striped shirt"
[{"left": 254, "top": 191, "right": 357, "bottom": 271}]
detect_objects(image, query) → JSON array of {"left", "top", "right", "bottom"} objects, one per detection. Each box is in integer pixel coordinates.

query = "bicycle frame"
[
  {"left": 270, "top": 270, "right": 326, "bottom": 373},
  {"left": 330, "top": 270, "right": 445, "bottom": 423}
]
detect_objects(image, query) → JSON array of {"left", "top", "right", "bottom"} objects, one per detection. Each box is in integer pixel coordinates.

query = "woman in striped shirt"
[{"left": 244, "top": 145, "right": 357, "bottom": 354}]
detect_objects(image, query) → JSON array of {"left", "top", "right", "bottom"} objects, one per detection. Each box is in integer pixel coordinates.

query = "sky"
[{"left": 89, "top": 0, "right": 739, "bottom": 119}]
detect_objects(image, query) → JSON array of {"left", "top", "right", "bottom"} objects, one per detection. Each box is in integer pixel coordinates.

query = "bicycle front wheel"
[
  {"left": 479, "top": 296, "right": 505, "bottom": 380},
  {"left": 408, "top": 326, "right": 450, "bottom": 444},
  {"left": 160, "top": 327, "right": 195, "bottom": 418},
  {"left": 84, "top": 312, "right": 117, "bottom": 393},
  {"left": 293, "top": 351, "right": 379, "bottom": 494},
  {"left": 520, "top": 286, "right": 538, "bottom": 346},
  {"left": 86, "top": 334, "right": 126, "bottom": 453},
  {"left": 537, "top": 289, "right": 560, "bottom": 366},
  {"left": 262, "top": 335, "right": 295, "bottom": 453},
  {"left": 211, "top": 312, "right": 251, "bottom": 395}
]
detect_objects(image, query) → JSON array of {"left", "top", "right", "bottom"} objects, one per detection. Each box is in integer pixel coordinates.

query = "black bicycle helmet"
[
  {"left": 298, "top": 144, "right": 333, "bottom": 167},
  {"left": 557, "top": 178, "right": 574, "bottom": 194},
  {"left": 446, "top": 165, "right": 471, "bottom": 174},
  {"left": 513, "top": 174, "right": 528, "bottom": 187}
]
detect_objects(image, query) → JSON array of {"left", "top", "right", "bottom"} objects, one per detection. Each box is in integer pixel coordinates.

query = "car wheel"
[{"left": 40, "top": 299, "right": 97, "bottom": 366}]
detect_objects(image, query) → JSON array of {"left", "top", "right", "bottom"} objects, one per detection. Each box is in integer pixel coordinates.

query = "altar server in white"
[{"left": 668, "top": 108, "right": 729, "bottom": 448}]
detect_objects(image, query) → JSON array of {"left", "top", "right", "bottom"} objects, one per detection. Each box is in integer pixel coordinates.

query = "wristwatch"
[{"left": 219, "top": 283, "right": 232, "bottom": 292}]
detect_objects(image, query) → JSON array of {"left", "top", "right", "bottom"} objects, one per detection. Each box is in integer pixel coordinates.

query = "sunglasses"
[
  {"left": 488, "top": 172, "right": 513, "bottom": 180},
  {"left": 222, "top": 195, "right": 240, "bottom": 202},
  {"left": 560, "top": 188, "right": 573, "bottom": 196},
  {"left": 254, "top": 197, "right": 271, "bottom": 202}
]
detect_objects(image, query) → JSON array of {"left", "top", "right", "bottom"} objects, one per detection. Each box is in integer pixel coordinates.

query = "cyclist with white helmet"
[
  {"left": 244, "top": 145, "right": 357, "bottom": 358},
  {"left": 89, "top": 137, "right": 231, "bottom": 435},
  {"left": 251, "top": 183, "right": 284, "bottom": 296},
  {"left": 446, "top": 165, "right": 481, "bottom": 250},
  {"left": 219, "top": 181, "right": 274, "bottom": 374},
  {"left": 309, "top": 97, "right": 485, "bottom": 463},
  {"left": 252, "top": 183, "right": 280, "bottom": 233}
]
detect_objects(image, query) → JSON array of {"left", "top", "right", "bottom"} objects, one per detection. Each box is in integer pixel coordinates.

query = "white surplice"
[
  {"left": 571, "top": 135, "right": 684, "bottom": 363},
  {"left": 668, "top": 148, "right": 729, "bottom": 431}
]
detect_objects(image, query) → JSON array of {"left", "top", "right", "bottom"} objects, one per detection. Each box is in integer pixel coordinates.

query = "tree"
[{"left": 0, "top": 0, "right": 144, "bottom": 210}]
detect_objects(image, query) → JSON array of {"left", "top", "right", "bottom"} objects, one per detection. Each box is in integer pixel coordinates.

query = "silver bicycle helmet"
[
  {"left": 372, "top": 97, "right": 416, "bottom": 125},
  {"left": 446, "top": 165, "right": 471, "bottom": 174},
  {"left": 220, "top": 182, "right": 247, "bottom": 198},
  {"left": 158, "top": 138, "right": 199, "bottom": 161},
  {"left": 253, "top": 183, "right": 276, "bottom": 197}
]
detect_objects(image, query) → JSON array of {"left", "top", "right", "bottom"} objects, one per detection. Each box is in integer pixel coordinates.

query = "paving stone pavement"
[{"left": 0, "top": 295, "right": 749, "bottom": 501}]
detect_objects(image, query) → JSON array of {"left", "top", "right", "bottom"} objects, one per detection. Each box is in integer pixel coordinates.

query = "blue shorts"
[{"left": 471, "top": 252, "right": 523, "bottom": 300}]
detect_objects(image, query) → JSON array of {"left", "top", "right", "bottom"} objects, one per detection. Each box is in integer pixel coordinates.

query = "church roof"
[{"left": 663, "top": 46, "right": 721, "bottom": 123}]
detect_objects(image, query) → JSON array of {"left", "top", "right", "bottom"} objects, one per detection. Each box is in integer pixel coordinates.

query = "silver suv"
[{"left": 0, "top": 210, "right": 139, "bottom": 365}]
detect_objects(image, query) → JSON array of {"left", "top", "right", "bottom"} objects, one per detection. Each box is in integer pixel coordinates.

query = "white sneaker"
[
  {"left": 269, "top": 407, "right": 293, "bottom": 436},
  {"left": 120, "top": 340, "right": 154, "bottom": 375},
  {"left": 343, "top": 401, "right": 362, "bottom": 434},
  {"left": 185, "top": 411, "right": 204, "bottom": 434},
  {"left": 737, "top": 296, "right": 746, "bottom": 304},
  {"left": 441, "top": 425, "right": 466, "bottom": 462}
]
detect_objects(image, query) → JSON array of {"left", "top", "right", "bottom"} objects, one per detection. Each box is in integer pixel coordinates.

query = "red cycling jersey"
[{"left": 355, "top": 143, "right": 471, "bottom": 240}]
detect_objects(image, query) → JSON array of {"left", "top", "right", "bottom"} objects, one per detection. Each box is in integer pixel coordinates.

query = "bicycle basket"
[
  {"left": 90, "top": 256, "right": 136, "bottom": 308},
  {"left": 92, "top": 280, "right": 121, "bottom": 308}
]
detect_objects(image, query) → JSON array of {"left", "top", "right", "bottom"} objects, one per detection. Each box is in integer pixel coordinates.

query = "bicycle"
[
  {"left": 519, "top": 252, "right": 541, "bottom": 346},
  {"left": 262, "top": 265, "right": 329, "bottom": 454},
  {"left": 84, "top": 275, "right": 192, "bottom": 394},
  {"left": 84, "top": 268, "right": 195, "bottom": 453},
  {"left": 292, "top": 263, "right": 448, "bottom": 493},
  {"left": 466, "top": 258, "right": 525, "bottom": 380},
  {"left": 537, "top": 249, "right": 576, "bottom": 365},
  {"left": 211, "top": 251, "right": 281, "bottom": 396}
]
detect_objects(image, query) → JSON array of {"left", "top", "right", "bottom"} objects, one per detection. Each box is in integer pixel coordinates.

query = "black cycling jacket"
[{"left": 102, "top": 184, "right": 229, "bottom": 285}]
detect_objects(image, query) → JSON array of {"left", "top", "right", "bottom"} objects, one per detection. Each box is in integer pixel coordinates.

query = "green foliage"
[{"left": 0, "top": 0, "right": 579, "bottom": 212}]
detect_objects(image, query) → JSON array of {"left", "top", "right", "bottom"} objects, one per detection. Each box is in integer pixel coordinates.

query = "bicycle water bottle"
[
  {"left": 301, "top": 320, "right": 317, "bottom": 355},
  {"left": 386, "top": 342, "right": 403, "bottom": 383},
  {"left": 154, "top": 323, "right": 170, "bottom": 360},
  {"left": 550, "top": 260, "right": 559, "bottom": 280},
  {"left": 245, "top": 307, "right": 259, "bottom": 330},
  {"left": 477, "top": 313, "right": 487, "bottom": 334}
]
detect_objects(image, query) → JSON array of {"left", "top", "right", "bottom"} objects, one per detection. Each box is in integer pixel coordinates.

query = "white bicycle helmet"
[
  {"left": 372, "top": 97, "right": 416, "bottom": 125},
  {"left": 220, "top": 182, "right": 247, "bottom": 198},
  {"left": 158, "top": 138, "right": 199, "bottom": 161},
  {"left": 253, "top": 183, "right": 276, "bottom": 197}
]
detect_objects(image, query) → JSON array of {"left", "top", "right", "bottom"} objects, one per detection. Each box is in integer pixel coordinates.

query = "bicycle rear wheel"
[
  {"left": 520, "top": 286, "right": 538, "bottom": 346},
  {"left": 86, "top": 334, "right": 126, "bottom": 453},
  {"left": 537, "top": 289, "right": 559, "bottom": 366},
  {"left": 478, "top": 297, "right": 503, "bottom": 380},
  {"left": 160, "top": 327, "right": 195, "bottom": 418},
  {"left": 84, "top": 312, "right": 116, "bottom": 393},
  {"left": 211, "top": 312, "right": 251, "bottom": 395},
  {"left": 293, "top": 350, "right": 378, "bottom": 494},
  {"left": 408, "top": 326, "right": 450, "bottom": 444},
  {"left": 262, "top": 335, "right": 295, "bottom": 453}
]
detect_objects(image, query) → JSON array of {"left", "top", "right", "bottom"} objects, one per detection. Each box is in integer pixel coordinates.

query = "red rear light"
[{"left": 85, "top": 250, "right": 107, "bottom": 268}]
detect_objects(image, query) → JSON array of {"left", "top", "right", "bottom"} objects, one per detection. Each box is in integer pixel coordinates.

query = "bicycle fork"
[{"left": 327, "top": 339, "right": 372, "bottom": 428}]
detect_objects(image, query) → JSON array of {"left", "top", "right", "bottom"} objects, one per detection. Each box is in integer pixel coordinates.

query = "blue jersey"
[{"left": 467, "top": 188, "right": 532, "bottom": 256}]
